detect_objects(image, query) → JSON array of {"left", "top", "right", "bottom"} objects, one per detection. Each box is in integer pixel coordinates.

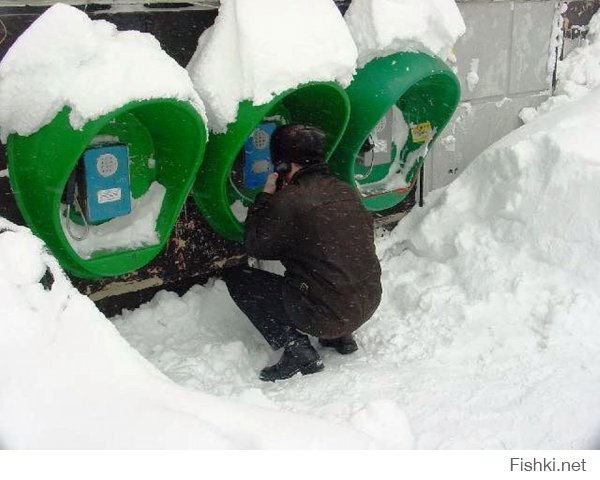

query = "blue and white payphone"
[
  {"left": 81, "top": 144, "right": 132, "bottom": 223},
  {"left": 64, "top": 143, "right": 132, "bottom": 240},
  {"left": 242, "top": 122, "right": 277, "bottom": 189}
]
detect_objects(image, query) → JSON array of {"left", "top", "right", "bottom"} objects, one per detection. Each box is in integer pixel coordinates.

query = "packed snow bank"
[
  {"left": 521, "top": 10, "right": 600, "bottom": 123},
  {"left": 373, "top": 89, "right": 600, "bottom": 447},
  {"left": 187, "top": 0, "right": 357, "bottom": 132},
  {"left": 345, "top": 0, "right": 465, "bottom": 67},
  {"left": 0, "top": 3, "right": 205, "bottom": 143},
  {"left": 4, "top": 90, "right": 600, "bottom": 448},
  {"left": 0, "top": 219, "right": 379, "bottom": 448},
  {"left": 115, "top": 89, "right": 600, "bottom": 449}
]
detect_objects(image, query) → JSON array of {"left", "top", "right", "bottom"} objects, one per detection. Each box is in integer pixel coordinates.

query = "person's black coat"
[{"left": 244, "top": 164, "right": 382, "bottom": 338}]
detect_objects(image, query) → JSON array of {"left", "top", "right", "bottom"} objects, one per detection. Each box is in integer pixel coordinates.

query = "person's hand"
[{"left": 263, "top": 172, "right": 279, "bottom": 194}]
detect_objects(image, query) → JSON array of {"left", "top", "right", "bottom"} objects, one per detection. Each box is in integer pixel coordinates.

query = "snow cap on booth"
[
  {"left": 345, "top": 0, "right": 466, "bottom": 67},
  {"left": 187, "top": 0, "right": 358, "bottom": 133},
  {"left": 0, "top": 2, "right": 206, "bottom": 143}
]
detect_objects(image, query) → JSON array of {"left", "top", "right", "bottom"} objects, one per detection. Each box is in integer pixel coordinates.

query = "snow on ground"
[
  {"left": 345, "top": 0, "right": 465, "bottom": 67},
  {"left": 187, "top": 0, "right": 357, "bottom": 132},
  {"left": 0, "top": 219, "right": 378, "bottom": 449},
  {"left": 112, "top": 79, "right": 600, "bottom": 451},
  {"left": 3, "top": 89, "right": 600, "bottom": 451},
  {"left": 0, "top": 3, "right": 205, "bottom": 142},
  {"left": 2, "top": 0, "right": 600, "bottom": 450}
]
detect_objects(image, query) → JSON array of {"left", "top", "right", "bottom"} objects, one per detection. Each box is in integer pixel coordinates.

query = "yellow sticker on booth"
[{"left": 410, "top": 121, "right": 433, "bottom": 143}]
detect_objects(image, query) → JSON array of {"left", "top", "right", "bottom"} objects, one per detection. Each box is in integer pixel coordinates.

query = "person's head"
[{"left": 270, "top": 124, "right": 327, "bottom": 177}]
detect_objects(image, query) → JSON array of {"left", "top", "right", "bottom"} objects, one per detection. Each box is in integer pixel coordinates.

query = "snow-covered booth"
[
  {"left": 188, "top": 0, "right": 356, "bottom": 241},
  {"left": 0, "top": 5, "right": 207, "bottom": 278},
  {"left": 329, "top": 0, "right": 465, "bottom": 211}
]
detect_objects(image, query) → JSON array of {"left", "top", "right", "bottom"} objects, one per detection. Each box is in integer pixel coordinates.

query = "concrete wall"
[{"left": 424, "top": 0, "right": 559, "bottom": 194}]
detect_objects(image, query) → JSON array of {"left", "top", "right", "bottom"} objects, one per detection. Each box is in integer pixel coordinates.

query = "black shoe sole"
[
  {"left": 335, "top": 345, "right": 358, "bottom": 355},
  {"left": 259, "top": 361, "right": 324, "bottom": 382},
  {"left": 318, "top": 339, "right": 358, "bottom": 355}
]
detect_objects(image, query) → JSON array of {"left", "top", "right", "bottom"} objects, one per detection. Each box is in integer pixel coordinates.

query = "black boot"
[
  {"left": 259, "top": 335, "right": 324, "bottom": 382},
  {"left": 318, "top": 334, "right": 358, "bottom": 355}
]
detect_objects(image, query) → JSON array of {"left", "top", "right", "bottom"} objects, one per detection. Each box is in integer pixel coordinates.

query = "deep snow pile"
[
  {"left": 3, "top": 90, "right": 600, "bottom": 449},
  {"left": 2, "top": 0, "right": 600, "bottom": 449},
  {"left": 0, "top": 3, "right": 205, "bottom": 142},
  {"left": 0, "top": 80, "right": 600, "bottom": 449},
  {"left": 0, "top": 218, "right": 378, "bottom": 448},
  {"left": 113, "top": 89, "right": 600, "bottom": 449},
  {"left": 187, "top": 0, "right": 357, "bottom": 132},
  {"left": 345, "top": 0, "right": 466, "bottom": 66}
]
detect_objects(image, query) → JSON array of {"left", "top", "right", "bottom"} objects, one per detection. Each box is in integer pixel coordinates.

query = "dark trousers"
[{"left": 222, "top": 266, "right": 307, "bottom": 350}]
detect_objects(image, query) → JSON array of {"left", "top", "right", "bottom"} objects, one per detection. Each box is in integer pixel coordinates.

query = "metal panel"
[
  {"left": 509, "top": 1, "right": 556, "bottom": 95},
  {"left": 455, "top": 1, "right": 513, "bottom": 101},
  {"left": 429, "top": 93, "right": 550, "bottom": 191}
]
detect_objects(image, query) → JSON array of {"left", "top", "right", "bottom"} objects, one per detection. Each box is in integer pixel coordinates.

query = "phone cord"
[
  {"left": 65, "top": 194, "right": 90, "bottom": 241},
  {"left": 354, "top": 149, "right": 376, "bottom": 182}
]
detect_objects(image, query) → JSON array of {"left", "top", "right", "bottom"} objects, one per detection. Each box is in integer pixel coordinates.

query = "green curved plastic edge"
[
  {"left": 329, "top": 52, "right": 461, "bottom": 211},
  {"left": 8, "top": 99, "right": 207, "bottom": 278},
  {"left": 192, "top": 82, "right": 351, "bottom": 241}
]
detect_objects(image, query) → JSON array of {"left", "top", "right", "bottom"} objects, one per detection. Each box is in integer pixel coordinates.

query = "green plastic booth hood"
[
  {"left": 8, "top": 99, "right": 207, "bottom": 279},
  {"left": 192, "top": 82, "right": 351, "bottom": 242},
  {"left": 329, "top": 51, "right": 461, "bottom": 211}
]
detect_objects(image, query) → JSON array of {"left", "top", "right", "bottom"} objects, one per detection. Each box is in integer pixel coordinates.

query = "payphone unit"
[
  {"left": 81, "top": 144, "right": 132, "bottom": 223},
  {"left": 242, "top": 122, "right": 277, "bottom": 189},
  {"left": 64, "top": 143, "right": 132, "bottom": 240},
  {"left": 229, "top": 121, "right": 279, "bottom": 203},
  {"left": 354, "top": 105, "right": 433, "bottom": 196}
]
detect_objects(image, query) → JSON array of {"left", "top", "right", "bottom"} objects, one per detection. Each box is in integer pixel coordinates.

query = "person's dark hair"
[{"left": 271, "top": 124, "right": 327, "bottom": 167}]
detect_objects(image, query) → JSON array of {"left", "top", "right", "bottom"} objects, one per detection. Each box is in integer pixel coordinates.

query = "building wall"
[
  {"left": 425, "top": 0, "right": 559, "bottom": 194},
  {"left": 426, "top": 0, "right": 600, "bottom": 194}
]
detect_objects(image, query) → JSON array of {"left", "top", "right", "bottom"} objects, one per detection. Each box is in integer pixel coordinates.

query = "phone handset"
[{"left": 274, "top": 162, "right": 290, "bottom": 191}]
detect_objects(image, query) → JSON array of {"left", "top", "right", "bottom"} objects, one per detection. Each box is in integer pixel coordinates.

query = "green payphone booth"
[
  {"left": 192, "top": 82, "right": 350, "bottom": 241},
  {"left": 8, "top": 99, "right": 207, "bottom": 278},
  {"left": 329, "top": 51, "right": 461, "bottom": 211}
]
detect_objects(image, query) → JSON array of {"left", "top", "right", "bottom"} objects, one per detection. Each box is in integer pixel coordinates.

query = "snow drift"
[
  {"left": 0, "top": 218, "right": 378, "bottom": 448},
  {"left": 115, "top": 78, "right": 600, "bottom": 448},
  {"left": 1, "top": 0, "right": 600, "bottom": 450}
]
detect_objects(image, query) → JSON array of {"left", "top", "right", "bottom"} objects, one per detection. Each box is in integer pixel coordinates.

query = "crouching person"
[{"left": 222, "top": 124, "right": 382, "bottom": 382}]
